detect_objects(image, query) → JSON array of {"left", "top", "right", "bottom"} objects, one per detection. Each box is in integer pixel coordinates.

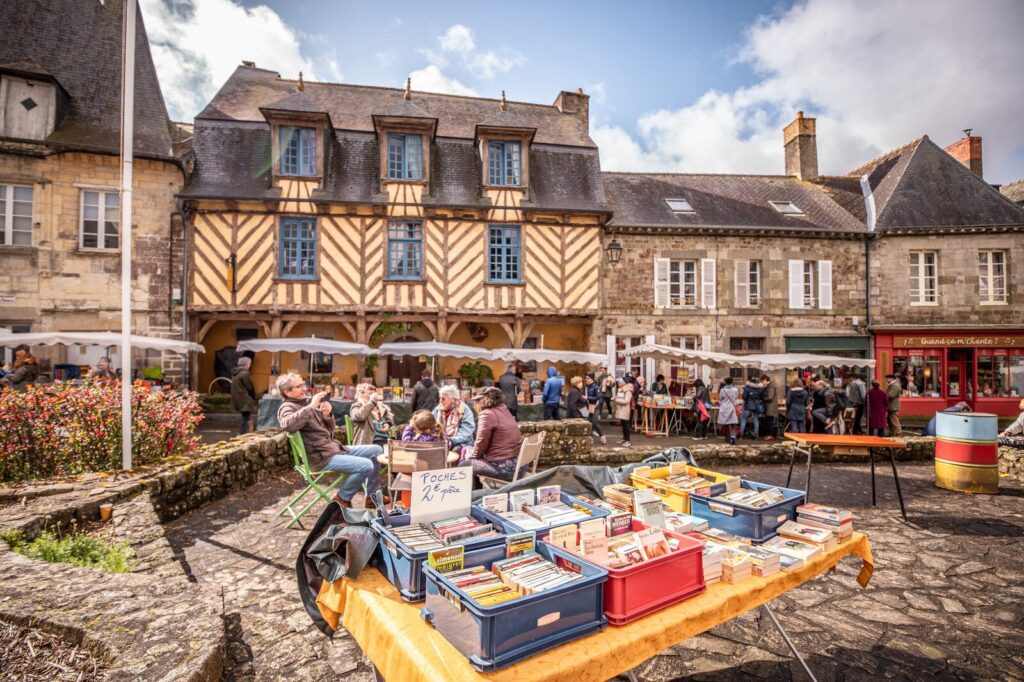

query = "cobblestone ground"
[{"left": 164, "top": 463, "right": 1024, "bottom": 681}]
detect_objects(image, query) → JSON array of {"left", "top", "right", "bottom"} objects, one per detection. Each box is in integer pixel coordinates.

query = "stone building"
[
  {"left": 0, "top": 0, "right": 187, "bottom": 380},
  {"left": 852, "top": 133, "right": 1024, "bottom": 416},
  {"left": 181, "top": 66, "right": 608, "bottom": 391},
  {"left": 596, "top": 113, "right": 870, "bottom": 386}
]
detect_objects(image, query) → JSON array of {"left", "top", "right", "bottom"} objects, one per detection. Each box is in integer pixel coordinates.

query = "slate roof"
[
  {"left": 184, "top": 65, "right": 607, "bottom": 213},
  {"left": 602, "top": 173, "right": 865, "bottom": 234},
  {"left": 0, "top": 0, "right": 173, "bottom": 158},
  {"left": 198, "top": 65, "right": 594, "bottom": 147},
  {"left": 846, "top": 136, "right": 1024, "bottom": 231}
]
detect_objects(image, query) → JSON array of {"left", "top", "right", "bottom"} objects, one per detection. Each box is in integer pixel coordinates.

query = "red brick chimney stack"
[
  {"left": 944, "top": 130, "right": 983, "bottom": 179},
  {"left": 783, "top": 111, "right": 818, "bottom": 182}
]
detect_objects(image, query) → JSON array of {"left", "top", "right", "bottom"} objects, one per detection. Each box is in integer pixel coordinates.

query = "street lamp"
[{"left": 605, "top": 238, "right": 622, "bottom": 265}]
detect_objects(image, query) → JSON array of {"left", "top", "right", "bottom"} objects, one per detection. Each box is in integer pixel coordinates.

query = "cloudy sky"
[{"left": 140, "top": 0, "right": 1024, "bottom": 183}]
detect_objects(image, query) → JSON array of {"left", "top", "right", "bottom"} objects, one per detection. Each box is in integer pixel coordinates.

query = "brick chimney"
[
  {"left": 553, "top": 88, "right": 589, "bottom": 128},
  {"left": 944, "top": 130, "right": 983, "bottom": 179},
  {"left": 783, "top": 111, "right": 818, "bottom": 181}
]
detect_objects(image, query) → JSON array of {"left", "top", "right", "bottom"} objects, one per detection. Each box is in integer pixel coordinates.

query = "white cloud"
[
  {"left": 418, "top": 24, "right": 525, "bottom": 82},
  {"left": 596, "top": 0, "right": 1024, "bottom": 182},
  {"left": 407, "top": 65, "right": 478, "bottom": 97},
  {"left": 439, "top": 24, "right": 475, "bottom": 54},
  {"left": 466, "top": 50, "right": 525, "bottom": 80},
  {"left": 140, "top": 0, "right": 340, "bottom": 120}
]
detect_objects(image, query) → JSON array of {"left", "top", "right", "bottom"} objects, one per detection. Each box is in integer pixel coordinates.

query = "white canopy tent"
[
  {"left": 0, "top": 332, "right": 204, "bottom": 355},
  {"left": 375, "top": 341, "right": 494, "bottom": 361},
  {"left": 490, "top": 348, "right": 608, "bottom": 365},
  {"left": 743, "top": 353, "right": 875, "bottom": 372},
  {"left": 236, "top": 337, "right": 371, "bottom": 355},
  {"left": 619, "top": 342, "right": 763, "bottom": 370}
]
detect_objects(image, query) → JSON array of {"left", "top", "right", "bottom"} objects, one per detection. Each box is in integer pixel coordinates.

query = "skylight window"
[
  {"left": 769, "top": 200, "right": 804, "bottom": 215},
  {"left": 665, "top": 198, "right": 694, "bottom": 213}
]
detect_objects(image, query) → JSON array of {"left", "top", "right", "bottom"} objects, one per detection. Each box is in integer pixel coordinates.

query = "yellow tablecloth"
[{"left": 316, "top": 533, "right": 873, "bottom": 682}]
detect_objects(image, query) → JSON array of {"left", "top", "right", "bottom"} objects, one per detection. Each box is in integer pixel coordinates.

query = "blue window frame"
[
  {"left": 488, "top": 225, "right": 521, "bottom": 283},
  {"left": 280, "top": 126, "right": 317, "bottom": 176},
  {"left": 487, "top": 141, "right": 521, "bottom": 186},
  {"left": 387, "top": 221, "right": 423, "bottom": 279},
  {"left": 279, "top": 217, "right": 317, "bottom": 279},
  {"left": 386, "top": 133, "right": 423, "bottom": 180}
]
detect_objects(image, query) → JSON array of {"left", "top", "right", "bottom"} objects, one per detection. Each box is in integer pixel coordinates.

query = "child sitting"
[{"left": 401, "top": 409, "right": 446, "bottom": 443}]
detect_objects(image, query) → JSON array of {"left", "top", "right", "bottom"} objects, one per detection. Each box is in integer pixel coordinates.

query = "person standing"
[
  {"left": 740, "top": 376, "right": 763, "bottom": 439},
  {"left": 410, "top": 369, "right": 439, "bottom": 413},
  {"left": 613, "top": 377, "right": 634, "bottom": 447},
  {"left": 760, "top": 375, "right": 778, "bottom": 440},
  {"left": 717, "top": 377, "right": 740, "bottom": 445},
  {"left": 541, "top": 366, "right": 564, "bottom": 420},
  {"left": 809, "top": 380, "right": 828, "bottom": 433},
  {"left": 584, "top": 374, "right": 607, "bottom": 444},
  {"left": 497, "top": 364, "right": 520, "bottom": 418},
  {"left": 600, "top": 371, "right": 614, "bottom": 419},
  {"left": 785, "top": 379, "right": 808, "bottom": 433},
  {"left": 847, "top": 373, "right": 867, "bottom": 435},
  {"left": 867, "top": 381, "right": 889, "bottom": 437},
  {"left": 1, "top": 345, "right": 38, "bottom": 391},
  {"left": 692, "top": 379, "right": 712, "bottom": 440},
  {"left": 885, "top": 373, "right": 903, "bottom": 436},
  {"left": 230, "top": 356, "right": 257, "bottom": 434}
]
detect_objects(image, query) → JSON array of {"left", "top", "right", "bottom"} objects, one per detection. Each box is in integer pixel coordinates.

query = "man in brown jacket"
[{"left": 276, "top": 373, "right": 383, "bottom": 508}]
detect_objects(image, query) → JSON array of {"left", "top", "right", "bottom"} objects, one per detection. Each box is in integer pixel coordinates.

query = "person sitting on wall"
[
  {"left": 276, "top": 373, "right": 383, "bottom": 509},
  {"left": 460, "top": 387, "right": 524, "bottom": 485},
  {"left": 433, "top": 384, "right": 476, "bottom": 452},
  {"left": 922, "top": 401, "right": 972, "bottom": 437},
  {"left": 999, "top": 399, "right": 1024, "bottom": 438}
]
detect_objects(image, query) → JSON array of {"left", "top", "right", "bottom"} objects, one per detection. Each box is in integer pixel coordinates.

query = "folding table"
[{"left": 784, "top": 433, "right": 908, "bottom": 521}]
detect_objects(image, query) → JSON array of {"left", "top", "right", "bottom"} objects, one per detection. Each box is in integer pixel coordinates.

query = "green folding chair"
[
  {"left": 278, "top": 432, "right": 347, "bottom": 529},
  {"left": 344, "top": 415, "right": 355, "bottom": 445}
]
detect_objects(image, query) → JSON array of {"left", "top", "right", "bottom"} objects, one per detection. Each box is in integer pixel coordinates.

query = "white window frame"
[
  {"left": 0, "top": 183, "right": 33, "bottom": 246},
  {"left": 909, "top": 251, "right": 938, "bottom": 306},
  {"left": 769, "top": 200, "right": 804, "bottom": 215},
  {"left": 735, "top": 259, "right": 761, "bottom": 308},
  {"left": 664, "top": 198, "right": 694, "bottom": 213},
  {"left": 655, "top": 258, "right": 697, "bottom": 309},
  {"left": 978, "top": 250, "right": 1008, "bottom": 304},
  {"left": 802, "top": 261, "right": 816, "bottom": 308},
  {"left": 79, "top": 189, "right": 120, "bottom": 251}
]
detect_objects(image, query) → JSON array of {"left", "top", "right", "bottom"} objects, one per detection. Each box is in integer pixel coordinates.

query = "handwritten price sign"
[{"left": 410, "top": 466, "right": 473, "bottom": 525}]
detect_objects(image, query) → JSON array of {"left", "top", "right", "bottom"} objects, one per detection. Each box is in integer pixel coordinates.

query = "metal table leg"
[
  {"left": 625, "top": 670, "right": 640, "bottom": 682},
  {"left": 786, "top": 445, "right": 800, "bottom": 487},
  {"left": 804, "top": 446, "right": 813, "bottom": 500},
  {"left": 762, "top": 604, "right": 819, "bottom": 682},
  {"left": 887, "top": 448, "right": 908, "bottom": 522},
  {"left": 869, "top": 448, "right": 877, "bottom": 506}
]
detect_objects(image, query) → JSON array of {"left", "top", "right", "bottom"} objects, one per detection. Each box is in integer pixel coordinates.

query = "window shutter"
[
  {"left": 701, "top": 335, "right": 712, "bottom": 383},
  {"left": 818, "top": 260, "right": 833, "bottom": 310},
  {"left": 734, "top": 259, "right": 749, "bottom": 309},
  {"left": 606, "top": 334, "right": 617, "bottom": 377},
  {"left": 701, "top": 258, "right": 716, "bottom": 309},
  {"left": 653, "top": 258, "right": 670, "bottom": 308},
  {"left": 788, "top": 260, "right": 804, "bottom": 309},
  {"left": 645, "top": 334, "right": 656, "bottom": 381}
]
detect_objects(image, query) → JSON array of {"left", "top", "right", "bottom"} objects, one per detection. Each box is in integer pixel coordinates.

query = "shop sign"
[{"left": 894, "top": 335, "right": 1024, "bottom": 348}]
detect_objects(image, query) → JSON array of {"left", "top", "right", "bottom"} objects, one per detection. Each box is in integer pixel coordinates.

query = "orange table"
[{"left": 785, "top": 433, "right": 908, "bottom": 521}]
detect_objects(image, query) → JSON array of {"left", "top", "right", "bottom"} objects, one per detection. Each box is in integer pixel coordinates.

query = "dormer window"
[
  {"left": 769, "top": 200, "right": 804, "bottom": 215},
  {"left": 280, "top": 126, "right": 317, "bottom": 176},
  {"left": 488, "top": 141, "right": 522, "bottom": 186},
  {"left": 386, "top": 133, "right": 423, "bottom": 180},
  {"left": 665, "top": 198, "right": 694, "bottom": 213},
  {"left": 0, "top": 74, "right": 60, "bottom": 141}
]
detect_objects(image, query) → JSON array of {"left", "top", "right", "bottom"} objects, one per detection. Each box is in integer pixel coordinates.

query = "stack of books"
[
  {"left": 701, "top": 542, "right": 725, "bottom": 585},
  {"left": 604, "top": 527, "right": 675, "bottom": 568},
  {"left": 392, "top": 516, "right": 498, "bottom": 550},
  {"left": 744, "top": 546, "right": 782, "bottom": 577},
  {"left": 601, "top": 484, "right": 642, "bottom": 511},
  {"left": 702, "top": 527, "right": 751, "bottom": 546},
  {"left": 796, "top": 503, "right": 854, "bottom": 541},
  {"left": 573, "top": 494, "right": 619, "bottom": 513},
  {"left": 493, "top": 552, "right": 582, "bottom": 595},
  {"left": 708, "top": 486, "right": 785, "bottom": 509},
  {"left": 664, "top": 511, "right": 708, "bottom": 534},
  {"left": 761, "top": 536, "right": 822, "bottom": 563},
  {"left": 446, "top": 566, "right": 522, "bottom": 607},
  {"left": 521, "top": 502, "right": 592, "bottom": 527},
  {"left": 717, "top": 545, "right": 753, "bottom": 584},
  {"left": 777, "top": 520, "right": 838, "bottom": 551}
]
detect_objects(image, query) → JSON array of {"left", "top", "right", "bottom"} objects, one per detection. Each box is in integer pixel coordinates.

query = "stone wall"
[
  {"left": 999, "top": 445, "right": 1024, "bottom": 483},
  {"left": 0, "top": 150, "right": 186, "bottom": 381},
  {"left": 870, "top": 232, "right": 1024, "bottom": 327}
]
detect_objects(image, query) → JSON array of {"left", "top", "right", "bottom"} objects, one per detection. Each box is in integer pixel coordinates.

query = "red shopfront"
[{"left": 874, "top": 331, "right": 1024, "bottom": 417}]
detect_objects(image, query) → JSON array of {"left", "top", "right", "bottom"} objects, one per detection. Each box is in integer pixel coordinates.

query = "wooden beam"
[
  {"left": 421, "top": 319, "right": 438, "bottom": 340},
  {"left": 282, "top": 319, "right": 300, "bottom": 337},
  {"left": 445, "top": 320, "right": 463, "bottom": 343},
  {"left": 499, "top": 322, "right": 516, "bottom": 346},
  {"left": 196, "top": 318, "right": 218, "bottom": 344},
  {"left": 340, "top": 321, "right": 357, "bottom": 341}
]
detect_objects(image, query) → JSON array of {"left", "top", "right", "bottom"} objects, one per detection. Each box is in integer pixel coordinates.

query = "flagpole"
[{"left": 119, "top": 0, "right": 136, "bottom": 470}]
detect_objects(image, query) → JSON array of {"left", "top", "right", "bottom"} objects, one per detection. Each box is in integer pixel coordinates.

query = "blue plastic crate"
[
  {"left": 421, "top": 541, "right": 608, "bottom": 671},
  {"left": 475, "top": 492, "right": 610, "bottom": 536},
  {"left": 371, "top": 508, "right": 506, "bottom": 602},
  {"left": 688, "top": 480, "right": 806, "bottom": 543}
]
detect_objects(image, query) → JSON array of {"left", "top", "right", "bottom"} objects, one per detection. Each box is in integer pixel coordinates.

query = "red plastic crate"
[{"left": 565, "top": 518, "right": 705, "bottom": 625}]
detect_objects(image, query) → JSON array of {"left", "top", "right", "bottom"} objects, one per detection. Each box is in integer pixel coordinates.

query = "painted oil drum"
[{"left": 934, "top": 411, "right": 999, "bottom": 494}]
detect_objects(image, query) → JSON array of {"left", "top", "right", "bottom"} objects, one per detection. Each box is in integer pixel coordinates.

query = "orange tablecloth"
[{"left": 315, "top": 533, "right": 873, "bottom": 682}]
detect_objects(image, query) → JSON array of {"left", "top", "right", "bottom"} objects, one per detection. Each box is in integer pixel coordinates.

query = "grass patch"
[{"left": 1, "top": 528, "right": 135, "bottom": 573}]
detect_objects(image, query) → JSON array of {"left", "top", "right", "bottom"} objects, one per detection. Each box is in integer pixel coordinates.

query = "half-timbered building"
[{"left": 181, "top": 65, "right": 607, "bottom": 390}]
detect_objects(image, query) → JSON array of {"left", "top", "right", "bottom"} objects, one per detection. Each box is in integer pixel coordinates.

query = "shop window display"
[{"left": 893, "top": 355, "right": 941, "bottom": 397}]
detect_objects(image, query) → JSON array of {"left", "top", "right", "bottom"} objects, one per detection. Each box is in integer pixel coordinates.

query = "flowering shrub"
[{"left": 0, "top": 381, "right": 203, "bottom": 482}]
